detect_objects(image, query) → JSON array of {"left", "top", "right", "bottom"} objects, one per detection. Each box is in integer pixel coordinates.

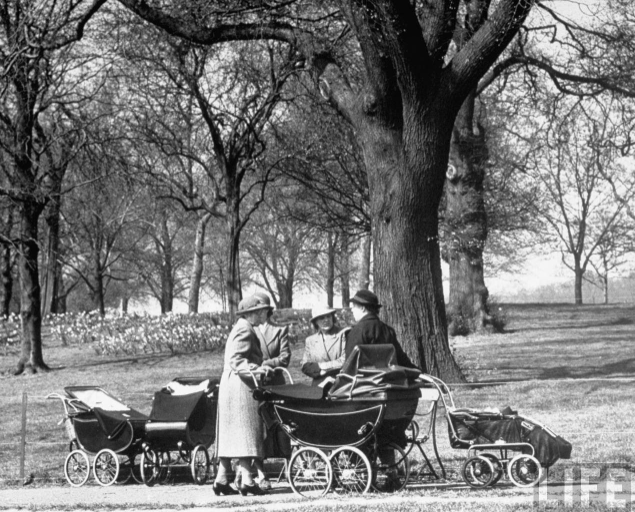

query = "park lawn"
[{"left": 0, "top": 303, "right": 633, "bottom": 507}]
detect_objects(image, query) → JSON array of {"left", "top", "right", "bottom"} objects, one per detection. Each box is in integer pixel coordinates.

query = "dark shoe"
[
  {"left": 239, "top": 482, "right": 268, "bottom": 496},
  {"left": 213, "top": 481, "right": 239, "bottom": 496}
]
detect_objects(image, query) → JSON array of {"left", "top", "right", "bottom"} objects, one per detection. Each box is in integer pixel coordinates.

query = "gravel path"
[{"left": 0, "top": 481, "right": 614, "bottom": 512}]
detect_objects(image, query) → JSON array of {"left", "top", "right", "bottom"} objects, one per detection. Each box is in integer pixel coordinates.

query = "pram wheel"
[
  {"left": 140, "top": 449, "right": 160, "bottom": 486},
  {"left": 507, "top": 454, "right": 542, "bottom": 488},
  {"left": 329, "top": 446, "right": 372, "bottom": 494},
  {"left": 190, "top": 445, "right": 209, "bottom": 485},
  {"left": 479, "top": 453, "right": 503, "bottom": 485},
  {"left": 64, "top": 450, "right": 90, "bottom": 487},
  {"left": 371, "top": 443, "right": 410, "bottom": 493},
  {"left": 93, "top": 448, "right": 120, "bottom": 486},
  {"left": 461, "top": 456, "right": 495, "bottom": 488},
  {"left": 288, "top": 447, "right": 333, "bottom": 498}
]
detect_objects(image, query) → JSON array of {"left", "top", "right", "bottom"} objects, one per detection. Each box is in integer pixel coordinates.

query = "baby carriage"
[
  {"left": 47, "top": 387, "right": 148, "bottom": 487},
  {"left": 421, "top": 375, "right": 572, "bottom": 488},
  {"left": 139, "top": 377, "right": 219, "bottom": 486},
  {"left": 253, "top": 344, "right": 425, "bottom": 497}
]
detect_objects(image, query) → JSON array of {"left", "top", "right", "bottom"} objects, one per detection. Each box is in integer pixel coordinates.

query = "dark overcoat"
[{"left": 344, "top": 313, "right": 417, "bottom": 369}]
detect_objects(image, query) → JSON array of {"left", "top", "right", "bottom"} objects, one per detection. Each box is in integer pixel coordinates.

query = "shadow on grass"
[{"left": 47, "top": 352, "right": 178, "bottom": 371}]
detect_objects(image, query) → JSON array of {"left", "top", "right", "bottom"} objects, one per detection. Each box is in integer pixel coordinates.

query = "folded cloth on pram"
[{"left": 328, "top": 344, "right": 424, "bottom": 399}]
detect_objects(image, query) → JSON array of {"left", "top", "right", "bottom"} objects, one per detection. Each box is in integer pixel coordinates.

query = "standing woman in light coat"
[
  {"left": 213, "top": 295, "right": 272, "bottom": 497},
  {"left": 301, "top": 306, "right": 350, "bottom": 385},
  {"left": 251, "top": 292, "right": 291, "bottom": 489}
]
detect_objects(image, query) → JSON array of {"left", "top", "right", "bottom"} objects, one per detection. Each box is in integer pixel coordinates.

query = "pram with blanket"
[
  {"left": 47, "top": 387, "right": 148, "bottom": 487},
  {"left": 253, "top": 344, "right": 425, "bottom": 497},
  {"left": 422, "top": 375, "right": 572, "bottom": 488},
  {"left": 140, "top": 377, "right": 219, "bottom": 486}
]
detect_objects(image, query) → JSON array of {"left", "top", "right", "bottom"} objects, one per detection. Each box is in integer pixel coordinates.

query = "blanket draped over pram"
[{"left": 449, "top": 409, "right": 572, "bottom": 467}]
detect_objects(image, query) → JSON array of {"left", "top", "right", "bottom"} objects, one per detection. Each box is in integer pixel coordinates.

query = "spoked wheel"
[
  {"left": 191, "top": 445, "right": 210, "bottom": 485},
  {"left": 64, "top": 450, "right": 90, "bottom": 487},
  {"left": 461, "top": 455, "right": 495, "bottom": 488},
  {"left": 93, "top": 448, "right": 120, "bottom": 487},
  {"left": 507, "top": 454, "right": 543, "bottom": 488},
  {"left": 479, "top": 453, "right": 504, "bottom": 486},
  {"left": 129, "top": 453, "right": 143, "bottom": 484},
  {"left": 371, "top": 442, "right": 410, "bottom": 493},
  {"left": 329, "top": 446, "right": 372, "bottom": 494},
  {"left": 140, "top": 449, "right": 160, "bottom": 487},
  {"left": 288, "top": 447, "right": 333, "bottom": 498}
]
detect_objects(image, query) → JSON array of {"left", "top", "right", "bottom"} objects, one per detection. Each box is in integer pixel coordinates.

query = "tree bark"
[
  {"left": 574, "top": 257, "right": 583, "bottom": 305},
  {"left": 361, "top": 115, "right": 464, "bottom": 381},
  {"left": 188, "top": 213, "right": 210, "bottom": 313},
  {"left": 1, "top": 242, "right": 13, "bottom": 319},
  {"left": 91, "top": 246, "right": 106, "bottom": 316},
  {"left": 15, "top": 202, "right": 48, "bottom": 374},
  {"left": 358, "top": 232, "right": 371, "bottom": 291},
  {"left": 159, "top": 215, "right": 174, "bottom": 314},
  {"left": 339, "top": 231, "right": 350, "bottom": 306},
  {"left": 326, "top": 232, "right": 335, "bottom": 307},
  {"left": 226, "top": 194, "right": 242, "bottom": 320},
  {"left": 445, "top": 97, "right": 491, "bottom": 333}
]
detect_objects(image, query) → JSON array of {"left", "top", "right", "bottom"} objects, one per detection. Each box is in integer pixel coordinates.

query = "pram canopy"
[{"left": 64, "top": 386, "right": 148, "bottom": 454}]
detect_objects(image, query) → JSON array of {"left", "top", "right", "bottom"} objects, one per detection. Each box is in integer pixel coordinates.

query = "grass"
[{"left": 0, "top": 303, "right": 634, "bottom": 510}]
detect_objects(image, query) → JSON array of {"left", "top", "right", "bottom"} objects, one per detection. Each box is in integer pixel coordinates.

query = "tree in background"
[
  {"left": 527, "top": 95, "right": 635, "bottom": 304},
  {"left": 0, "top": 0, "right": 106, "bottom": 374},
  {"left": 243, "top": 197, "right": 323, "bottom": 308}
]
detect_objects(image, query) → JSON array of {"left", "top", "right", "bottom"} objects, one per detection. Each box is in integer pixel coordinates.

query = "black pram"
[
  {"left": 423, "top": 375, "right": 572, "bottom": 488},
  {"left": 254, "top": 344, "right": 425, "bottom": 497},
  {"left": 140, "top": 377, "right": 219, "bottom": 486}
]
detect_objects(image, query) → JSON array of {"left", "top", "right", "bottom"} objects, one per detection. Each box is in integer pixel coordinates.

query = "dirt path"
[{"left": 0, "top": 481, "right": 617, "bottom": 511}]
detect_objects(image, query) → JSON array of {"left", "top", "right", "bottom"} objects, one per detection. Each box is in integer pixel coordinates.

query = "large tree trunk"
[
  {"left": 445, "top": 97, "right": 491, "bottom": 333},
  {"left": 188, "top": 214, "right": 210, "bottom": 313},
  {"left": 358, "top": 232, "right": 371, "bottom": 291},
  {"left": 41, "top": 169, "right": 64, "bottom": 316},
  {"left": 326, "top": 232, "right": 335, "bottom": 307},
  {"left": 15, "top": 202, "right": 48, "bottom": 374},
  {"left": 361, "top": 117, "right": 464, "bottom": 381}
]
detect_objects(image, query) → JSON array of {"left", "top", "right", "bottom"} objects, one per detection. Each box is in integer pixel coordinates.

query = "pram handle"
[
  {"left": 248, "top": 367, "right": 294, "bottom": 387},
  {"left": 46, "top": 393, "right": 90, "bottom": 424}
]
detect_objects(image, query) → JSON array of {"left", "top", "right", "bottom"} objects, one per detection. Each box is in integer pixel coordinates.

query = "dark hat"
[
  {"left": 236, "top": 295, "right": 270, "bottom": 315},
  {"left": 350, "top": 289, "right": 382, "bottom": 308}
]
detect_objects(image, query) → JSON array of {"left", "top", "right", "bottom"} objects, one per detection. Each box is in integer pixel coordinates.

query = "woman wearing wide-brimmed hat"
[
  {"left": 213, "top": 295, "right": 273, "bottom": 497},
  {"left": 301, "top": 305, "right": 350, "bottom": 385}
]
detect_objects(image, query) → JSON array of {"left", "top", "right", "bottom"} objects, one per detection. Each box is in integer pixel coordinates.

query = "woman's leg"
[
  {"left": 237, "top": 458, "right": 256, "bottom": 486},
  {"left": 253, "top": 458, "right": 267, "bottom": 482},
  {"left": 214, "top": 457, "right": 233, "bottom": 485}
]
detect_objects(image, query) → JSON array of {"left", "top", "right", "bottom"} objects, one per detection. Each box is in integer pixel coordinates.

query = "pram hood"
[{"left": 328, "top": 344, "right": 424, "bottom": 399}]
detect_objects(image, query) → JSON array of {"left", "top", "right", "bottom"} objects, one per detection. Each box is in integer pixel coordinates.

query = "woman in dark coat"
[{"left": 213, "top": 295, "right": 273, "bottom": 497}]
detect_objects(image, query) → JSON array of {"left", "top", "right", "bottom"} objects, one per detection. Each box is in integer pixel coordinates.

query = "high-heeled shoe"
[
  {"left": 212, "top": 481, "right": 239, "bottom": 496},
  {"left": 238, "top": 482, "right": 268, "bottom": 496}
]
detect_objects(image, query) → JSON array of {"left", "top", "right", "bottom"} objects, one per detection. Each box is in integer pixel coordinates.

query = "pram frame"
[
  {"left": 419, "top": 374, "right": 544, "bottom": 488},
  {"left": 47, "top": 389, "right": 146, "bottom": 487}
]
